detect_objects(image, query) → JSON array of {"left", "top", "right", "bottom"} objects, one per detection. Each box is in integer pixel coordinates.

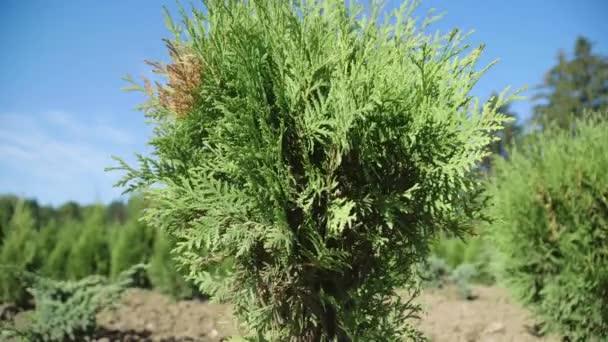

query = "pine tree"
[
  {"left": 533, "top": 36, "right": 608, "bottom": 130},
  {"left": 111, "top": 0, "right": 518, "bottom": 339}
]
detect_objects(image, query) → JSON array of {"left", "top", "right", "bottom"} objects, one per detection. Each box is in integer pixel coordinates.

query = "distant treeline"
[
  {"left": 0, "top": 195, "right": 198, "bottom": 305},
  {"left": 0, "top": 195, "right": 141, "bottom": 231}
]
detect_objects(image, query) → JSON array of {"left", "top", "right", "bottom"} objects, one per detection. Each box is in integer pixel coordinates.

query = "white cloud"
[
  {"left": 96, "top": 124, "right": 134, "bottom": 145},
  {"left": 0, "top": 111, "right": 142, "bottom": 205},
  {"left": 45, "top": 111, "right": 135, "bottom": 145},
  {"left": 0, "top": 144, "right": 35, "bottom": 162}
]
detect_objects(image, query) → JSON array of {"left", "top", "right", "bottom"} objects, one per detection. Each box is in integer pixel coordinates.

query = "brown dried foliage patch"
[{"left": 143, "top": 39, "right": 203, "bottom": 118}]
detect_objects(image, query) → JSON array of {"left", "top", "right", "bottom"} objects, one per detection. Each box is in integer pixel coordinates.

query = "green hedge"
[{"left": 486, "top": 116, "right": 608, "bottom": 340}]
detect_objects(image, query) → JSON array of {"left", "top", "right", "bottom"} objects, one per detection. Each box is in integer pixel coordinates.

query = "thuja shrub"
[
  {"left": 112, "top": 0, "right": 516, "bottom": 339},
  {"left": 486, "top": 116, "right": 608, "bottom": 340}
]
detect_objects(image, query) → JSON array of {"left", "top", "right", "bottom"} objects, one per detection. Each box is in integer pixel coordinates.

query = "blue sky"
[{"left": 1, "top": 0, "right": 607, "bottom": 207}]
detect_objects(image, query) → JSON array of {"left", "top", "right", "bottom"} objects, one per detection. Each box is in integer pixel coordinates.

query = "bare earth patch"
[
  {"left": 96, "top": 289, "right": 238, "bottom": 341},
  {"left": 417, "top": 285, "right": 557, "bottom": 342},
  {"left": 93, "top": 285, "right": 557, "bottom": 341}
]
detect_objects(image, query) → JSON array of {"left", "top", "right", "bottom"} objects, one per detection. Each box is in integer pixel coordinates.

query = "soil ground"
[
  {"left": 416, "top": 286, "right": 556, "bottom": 342},
  {"left": 3, "top": 285, "right": 558, "bottom": 341}
]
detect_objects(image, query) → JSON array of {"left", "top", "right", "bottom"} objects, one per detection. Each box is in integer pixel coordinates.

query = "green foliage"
[
  {"left": 418, "top": 256, "right": 476, "bottom": 300},
  {"left": 430, "top": 234, "right": 494, "bottom": 284},
  {"left": 109, "top": 220, "right": 154, "bottom": 283},
  {"left": 418, "top": 255, "right": 451, "bottom": 289},
  {"left": 42, "top": 222, "right": 81, "bottom": 280},
  {"left": 109, "top": 196, "right": 155, "bottom": 283},
  {"left": 533, "top": 36, "right": 608, "bottom": 130},
  {"left": 0, "top": 195, "right": 196, "bottom": 302},
  {"left": 32, "top": 221, "right": 60, "bottom": 278},
  {"left": 486, "top": 115, "right": 608, "bottom": 340},
  {"left": 106, "top": 200, "right": 128, "bottom": 224},
  {"left": 0, "top": 201, "right": 39, "bottom": 305},
  {"left": 1, "top": 264, "right": 146, "bottom": 342},
  {"left": 66, "top": 207, "right": 111, "bottom": 280},
  {"left": 56, "top": 201, "right": 84, "bottom": 224},
  {"left": 0, "top": 195, "right": 19, "bottom": 242},
  {"left": 449, "top": 263, "right": 477, "bottom": 300},
  {"left": 148, "top": 229, "right": 195, "bottom": 299},
  {"left": 481, "top": 93, "right": 522, "bottom": 170},
  {"left": 113, "top": 0, "right": 518, "bottom": 339}
]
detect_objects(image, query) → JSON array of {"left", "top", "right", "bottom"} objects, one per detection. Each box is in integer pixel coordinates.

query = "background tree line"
[
  {"left": 0, "top": 194, "right": 198, "bottom": 306},
  {"left": 413, "top": 34, "right": 608, "bottom": 283},
  {"left": 479, "top": 35, "right": 608, "bottom": 170}
]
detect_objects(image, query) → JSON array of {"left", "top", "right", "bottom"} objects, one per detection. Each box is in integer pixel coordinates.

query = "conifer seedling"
[{"left": 111, "top": 0, "right": 518, "bottom": 339}]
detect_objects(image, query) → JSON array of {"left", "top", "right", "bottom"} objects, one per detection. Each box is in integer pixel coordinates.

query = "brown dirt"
[
  {"left": 417, "top": 285, "right": 557, "bottom": 342},
  {"left": 96, "top": 289, "right": 238, "bottom": 341},
  {"left": 3, "top": 286, "right": 558, "bottom": 341}
]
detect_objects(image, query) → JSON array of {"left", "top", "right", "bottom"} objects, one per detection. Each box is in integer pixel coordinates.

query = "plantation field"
[{"left": 2, "top": 286, "right": 557, "bottom": 342}]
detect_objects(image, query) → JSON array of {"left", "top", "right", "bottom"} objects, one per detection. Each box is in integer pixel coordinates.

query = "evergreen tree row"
[{"left": 0, "top": 196, "right": 196, "bottom": 306}]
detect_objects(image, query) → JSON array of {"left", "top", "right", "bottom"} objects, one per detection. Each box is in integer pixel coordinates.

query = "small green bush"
[
  {"left": 430, "top": 233, "right": 493, "bottom": 284},
  {"left": 114, "top": 0, "right": 517, "bottom": 339},
  {"left": 1, "top": 264, "right": 145, "bottom": 342},
  {"left": 486, "top": 116, "right": 608, "bottom": 340},
  {"left": 449, "top": 263, "right": 477, "bottom": 300},
  {"left": 418, "top": 256, "right": 476, "bottom": 300},
  {"left": 418, "top": 255, "right": 451, "bottom": 289}
]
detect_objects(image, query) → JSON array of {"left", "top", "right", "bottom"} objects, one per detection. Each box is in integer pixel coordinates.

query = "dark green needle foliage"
[
  {"left": 112, "top": 0, "right": 516, "bottom": 340},
  {"left": 486, "top": 115, "right": 608, "bottom": 340}
]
